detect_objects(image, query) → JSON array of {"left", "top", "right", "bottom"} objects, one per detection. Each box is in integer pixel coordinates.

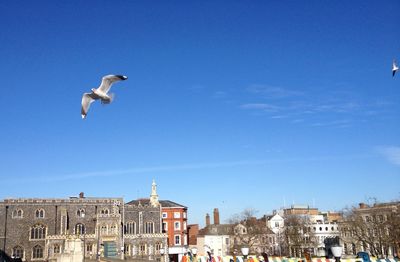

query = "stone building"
[
  {"left": 0, "top": 181, "right": 172, "bottom": 262},
  {"left": 0, "top": 193, "right": 124, "bottom": 262}
]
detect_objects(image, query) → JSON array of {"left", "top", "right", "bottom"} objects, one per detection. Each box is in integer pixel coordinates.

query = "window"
[
  {"left": 54, "top": 244, "right": 60, "bottom": 254},
  {"left": 32, "top": 245, "right": 43, "bottom": 259},
  {"left": 145, "top": 222, "right": 154, "bottom": 234},
  {"left": 124, "top": 222, "right": 136, "bottom": 234},
  {"left": 100, "top": 209, "right": 109, "bottom": 215},
  {"left": 12, "top": 209, "right": 23, "bottom": 218},
  {"left": 35, "top": 209, "right": 45, "bottom": 218},
  {"left": 124, "top": 244, "right": 130, "bottom": 255},
  {"left": 162, "top": 222, "right": 168, "bottom": 232},
  {"left": 77, "top": 209, "right": 85, "bottom": 218},
  {"left": 139, "top": 244, "right": 146, "bottom": 255},
  {"left": 86, "top": 244, "right": 93, "bottom": 253},
  {"left": 174, "top": 235, "right": 181, "bottom": 245},
  {"left": 162, "top": 212, "right": 168, "bottom": 218},
  {"left": 183, "top": 222, "right": 187, "bottom": 230},
  {"left": 100, "top": 225, "right": 107, "bottom": 235},
  {"left": 155, "top": 243, "right": 161, "bottom": 253},
  {"left": 275, "top": 222, "right": 279, "bottom": 227},
  {"left": 110, "top": 225, "right": 117, "bottom": 234},
  {"left": 75, "top": 223, "right": 85, "bottom": 235},
  {"left": 12, "top": 246, "right": 24, "bottom": 259},
  {"left": 174, "top": 212, "right": 180, "bottom": 218},
  {"left": 174, "top": 222, "right": 180, "bottom": 230},
  {"left": 183, "top": 212, "right": 187, "bottom": 219},
  {"left": 31, "top": 225, "right": 46, "bottom": 239}
]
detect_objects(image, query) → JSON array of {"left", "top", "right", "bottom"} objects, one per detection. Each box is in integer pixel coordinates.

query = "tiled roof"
[
  {"left": 159, "top": 200, "right": 187, "bottom": 208},
  {"left": 125, "top": 199, "right": 186, "bottom": 208}
]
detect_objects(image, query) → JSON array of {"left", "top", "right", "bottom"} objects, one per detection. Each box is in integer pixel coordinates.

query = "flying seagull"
[
  {"left": 392, "top": 60, "right": 399, "bottom": 77},
  {"left": 81, "top": 74, "right": 128, "bottom": 119}
]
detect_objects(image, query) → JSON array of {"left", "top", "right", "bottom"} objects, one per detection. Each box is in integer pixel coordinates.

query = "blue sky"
[{"left": 0, "top": 1, "right": 399, "bottom": 227}]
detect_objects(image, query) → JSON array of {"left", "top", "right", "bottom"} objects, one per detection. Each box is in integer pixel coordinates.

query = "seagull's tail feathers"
[{"left": 101, "top": 93, "right": 115, "bottom": 105}]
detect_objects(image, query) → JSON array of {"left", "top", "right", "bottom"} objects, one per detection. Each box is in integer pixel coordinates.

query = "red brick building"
[{"left": 160, "top": 200, "right": 187, "bottom": 262}]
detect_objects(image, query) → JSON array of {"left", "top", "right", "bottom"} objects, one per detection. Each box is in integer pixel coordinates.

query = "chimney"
[
  {"left": 213, "top": 208, "right": 220, "bottom": 225},
  {"left": 359, "top": 203, "right": 368, "bottom": 209},
  {"left": 79, "top": 192, "right": 84, "bottom": 198},
  {"left": 206, "top": 213, "right": 210, "bottom": 226}
]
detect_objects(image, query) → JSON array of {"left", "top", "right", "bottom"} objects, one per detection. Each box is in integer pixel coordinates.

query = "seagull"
[
  {"left": 81, "top": 74, "right": 128, "bottom": 119},
  {"left": 392, "top": 60, "right": 399, "bottom": 77}
]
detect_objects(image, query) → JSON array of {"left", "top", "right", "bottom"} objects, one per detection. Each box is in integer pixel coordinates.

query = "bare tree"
[
  {"left": 340, "top": 201, "right": 400, "bottom": 257},
  {"left": 228, "top": 209, "right": 275, "bottom": 255},
  {"left": 283, "top": 215, "right": 317, "bottom": 257}
]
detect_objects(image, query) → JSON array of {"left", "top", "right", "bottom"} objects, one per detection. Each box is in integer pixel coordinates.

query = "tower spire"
[{"left": 150, "top": 179, "right": 159, "bottom": 207}]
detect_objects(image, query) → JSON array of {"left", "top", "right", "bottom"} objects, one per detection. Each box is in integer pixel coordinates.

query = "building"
[
  {"left": 340, "top": 201, "right": 400, "bottom": 258},
  {"left": 197, "top": 209, "right": 232, "bottom": 257},
  {"left": 284, "top": 205, "right": 319, "bottom": 216},
  {"left": 159, "top": 199, "right": 188, "bottom": 262},
  {"left": 0, "top": 181, "right": 187, "bottom": 262},
  {"left": 0, "top": 193, "right": 126, "bottom": 262}
]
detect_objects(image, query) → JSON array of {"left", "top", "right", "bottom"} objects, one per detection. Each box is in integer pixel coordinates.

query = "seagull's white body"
[
  {"left": 392, "top": 60, "right": 399, "bottom": 77},
  {"left": 81, "top": 74, "right": 128, "bottom": 119}
]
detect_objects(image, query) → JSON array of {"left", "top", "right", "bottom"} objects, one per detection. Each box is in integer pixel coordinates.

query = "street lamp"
[
  {"left": 241, "top": 247, "right": 249, "bottom": 262},
  {"left": 81, "top": 213, "right": 86, "bottom": 262},
  {"left": 331, "top": 246, "right": 343, "bottom": 262}
]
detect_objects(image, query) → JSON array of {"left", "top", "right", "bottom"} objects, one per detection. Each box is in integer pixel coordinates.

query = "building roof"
[
  {"left": 198, "top": 224, "right": 235, "bottom": 236},
  {"left": 159, "top": 200, "right": 187, "bottom": 208},
  {"left": 125, "top": 198, "right": 186, "bottom": 208}
]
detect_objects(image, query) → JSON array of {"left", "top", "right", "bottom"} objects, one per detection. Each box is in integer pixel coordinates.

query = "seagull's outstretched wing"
[
  {"left": 81, "top": 93, "right": 97, "bottom": 119},
  {"left": 97, "top": 75, "right": 128, "bottom": 94},
  {"left": 393, "top": 60, "right": 398, "bottom": 77}
]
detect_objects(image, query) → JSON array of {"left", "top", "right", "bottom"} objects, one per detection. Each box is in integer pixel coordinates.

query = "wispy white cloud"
[
  {"left": 376, "top": 146, "right": 400, "bottom": 166},
  {"left": 246, "top": 84, "right": 303, "bottom": 98},
  {"left": 4, "top": 154, "right": 376, "bottom": 183},
  {"left": 240, "top": 103, "right": 281, "bottom": 112}
]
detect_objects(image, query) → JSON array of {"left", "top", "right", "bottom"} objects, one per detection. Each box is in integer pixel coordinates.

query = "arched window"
[
  {"left": 110, "top": 225, "right": 117, "bottom": 234},
  {"left": 77, "top": 209, "right": 85, "bottom": 218},
  {"left": 12, "top": 209, "right": 23, "bottom": 218},
  {"left": 12, "top": 246, "right": 24, "bottom": 259},
  {"left": 145, "top": 222, "right": 154, "bottom": 234},
  {"left": 32, "top": 245, "right": 43, "bottom": 259},
  {"left": 54, "top": 244, "right": 61, "bottom": 254},
  {"left": 155, "top": 243, "right": 161, "bottom": 254},
  {"left": 124, "top": 222, "right": 136, "bottom": 234},
  {"left": 35, "top": 209, "right": 45, "bottom": 218},
  {"left": 100, "top": 209, "right": 109, "bottom": 215},
  {"left": 75, "top": 223, "right": 85, "bottom": 235},
  {"left": 100, "top": 225, "right": 107, "bottom": 235},
  {"left": 31, "top": 225, "right": 46, "bottom": 239}
]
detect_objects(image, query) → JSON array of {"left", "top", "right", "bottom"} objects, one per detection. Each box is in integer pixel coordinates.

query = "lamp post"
[
  {"left": 331, "top": 246, "right": 343, "bottom": 262},
  {"left": 81, "top": 213, "right": 86, "bottom": 262},
  {"left": 241, "top": 247, "right": 249, "bottom": 262}
]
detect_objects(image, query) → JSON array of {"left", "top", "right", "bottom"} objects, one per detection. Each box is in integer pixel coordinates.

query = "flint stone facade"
[{"left": 0, "top": 194, "right": 168, "bottom": 262}]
